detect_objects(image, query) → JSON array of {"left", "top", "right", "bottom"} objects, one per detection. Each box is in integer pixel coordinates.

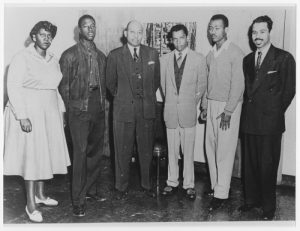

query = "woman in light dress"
[{"left": 3, "top": 21, "right": 70, "bottom": 222}]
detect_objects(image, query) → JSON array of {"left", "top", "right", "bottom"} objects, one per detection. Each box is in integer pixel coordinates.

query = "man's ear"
[
  {"left": 225, "top": 27, "right": 229, "bottom": 34},
  {"left": 124, "top": 30, "right": 128, "bottom": 38},
  {"left": 32, "top": 35, "right": 36, "bottom": 42}
]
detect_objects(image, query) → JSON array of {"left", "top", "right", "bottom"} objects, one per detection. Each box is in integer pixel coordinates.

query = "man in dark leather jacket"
[{"left": 59, "top": 14, "right": 106, "bottom": 217}]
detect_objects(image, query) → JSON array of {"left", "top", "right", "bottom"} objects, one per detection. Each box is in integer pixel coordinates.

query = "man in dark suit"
[
  {"left": 239, "top": 15, "right": 295, "bottom": 220},
  {"left": 106, "top": 20, "right": 160, "bottom": 199}
]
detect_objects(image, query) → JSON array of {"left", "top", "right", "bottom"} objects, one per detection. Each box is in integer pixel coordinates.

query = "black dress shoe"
[
  {"left": 204, "top": 189, "right": 214, "bottom": 197},
  {"left": 261, "top": 211, "right": 275, "bottom": 221},
  {"left": 114, "top": 190, "right": 128, "bottom": 200},
  {"left": 73, "top": 205, "right": 85, "bottom": 217},
  {"left": 142, "top": 188, "right": 156, "bottom": 198},
  {"left": 185, "top": 188, "right": 196, "bottom": 200},
  {"left": 161, "top": 186, "right": 178, "bottom": 196},
  {"left": 208, "top": 197, "right": 227, "bottom": 211},
  {"left": 238, "top": 203, "right": 261, "bottom": 212},
  {"left": 86, "top": 193, "right": 107, "bottom": 202}
]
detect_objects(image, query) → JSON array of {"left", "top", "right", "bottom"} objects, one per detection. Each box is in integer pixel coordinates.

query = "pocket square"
[
  {"left": 267, "top": 70, "right": 277, "bottom": 74},
  {"left": 148, "top": 61, "right": 155, "bottom": 65}
]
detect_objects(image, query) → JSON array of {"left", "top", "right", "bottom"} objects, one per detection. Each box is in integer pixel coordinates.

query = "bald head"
[
  {"left": 126, "top": 20, "right": 143, "bottom": 31},
  {"left": 125, "top": 20, "right": 143, "bottom": 47}
]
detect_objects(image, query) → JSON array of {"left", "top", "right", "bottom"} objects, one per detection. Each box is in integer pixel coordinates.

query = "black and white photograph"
[{"left": 0, "top": 0, "right": 298, "bottom": 228}]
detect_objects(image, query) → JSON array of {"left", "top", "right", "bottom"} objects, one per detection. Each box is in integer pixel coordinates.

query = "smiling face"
[
  {"left": 252, "top": 22, "right": 271, "bottom": 50},
  {"left": 79, "top": 18, "right": 96, "bottom": 41},
  {"left": 171, "top": 29, "right": 188, "bottom": 52},
  {"left": 32, "top": 28, "right": 53, "bottom": 51},
  {"left": 124, "top": 21, "right": 143, "bottom": 47},
  {"left": 208, "top": 19, "right": 228, "bottom": 44}
]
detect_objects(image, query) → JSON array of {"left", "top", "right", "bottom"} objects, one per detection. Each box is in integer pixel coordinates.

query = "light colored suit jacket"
[{"left": 160, "top": 49, "right": 207, "bottom": 129}]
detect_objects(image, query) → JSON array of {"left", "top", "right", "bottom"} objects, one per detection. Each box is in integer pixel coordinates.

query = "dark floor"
[{"left": 3, "top": 156, "right": 295, "bottom": 223}]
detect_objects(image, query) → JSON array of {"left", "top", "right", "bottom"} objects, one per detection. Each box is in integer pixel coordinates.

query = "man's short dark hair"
[
  {"left": 251, "top": 15, "right": 273, "bottom": 32},
  {"left": 30, "top": 21, "right": 57, "bottom": 40},
  {"left": 170, "top": 24, "right": 188, "bottom": 37},
  {"left": 210, "top": 14, "right": 229, "bottom": 28},
  {"left": 78, "top": 14, "right": 95, "bottom": 28}
]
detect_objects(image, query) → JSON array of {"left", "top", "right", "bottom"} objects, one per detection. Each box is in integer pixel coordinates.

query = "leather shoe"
[
  {"left": 25, "top": 206, "right": 43, "bottom": 222},
  {"left": 161, "top": 186, "right": 178, "bottom": 196},
  {"left": 185, "top": 188, "right": 196, "bottom": 200},
  {"left": 35, "top": 196, "right": 58, "bottom": 206},
  {"left": 204, "top": 189, "right": 214, "bottom": 197},
  {"left": 238, "top": 203, "right": 261, "bottom": 212},
  {"left": 142, "top": 188, "right": 156, "bottom": 198},
  {"left": 261, "top": 211, "right": 274, "bottom": 220},
  {"left": 73, "top": 205, "right": 85, "bottom": 217},
  {"left": 208, "top": 197, "right": 227, "bottom": 211},
  {"left": 86, "top": 193, "right": 107, "bottom": 202},
  {"left": 114, "top": 190, "right": 128, "bottom": 200}
]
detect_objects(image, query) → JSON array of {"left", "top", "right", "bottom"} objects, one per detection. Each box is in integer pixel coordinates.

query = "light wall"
[{"left": 3, "top": 6, "right": 296, "bottom": 176}]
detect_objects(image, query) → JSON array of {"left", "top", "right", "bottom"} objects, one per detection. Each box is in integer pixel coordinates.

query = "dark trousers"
[
  {"left": 68, "top": 90, "right": 105, "bottom": 206},
  {"left": 113, "top": 99, "right": 154, "bottom": 192},
  {"left": 241, "top": 133, "right": 282, "bottom": 214}
]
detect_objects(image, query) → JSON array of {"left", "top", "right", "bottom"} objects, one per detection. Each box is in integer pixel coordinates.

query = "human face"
[
  {"left": 252, "top": 22, "right": 271, "bottom": 50},
  {"left": 172, "top": 30, "right": 188, "bottom": 52},
  {"left": 32, "top": 28, "right": 53, "bottom": 51},
  {"left": 208, "top": 19, "right": 227, "bottom": 44},
  {"left": 79, "top": 18, "right": 96, "bottom": 41},
  {"left": 125, "top": 21, "right": 143, "bottom": 47}
]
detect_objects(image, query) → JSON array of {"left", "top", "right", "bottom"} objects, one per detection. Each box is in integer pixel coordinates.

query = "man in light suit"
[
  {"left": 239, "top": 15, "right": 295, "bottom": 220},
  {"left": 106, "top": 20, "right": 160, "bottom": 199},
  {"left": 160, "top": 24, "right": 207, "bottom": 200}
]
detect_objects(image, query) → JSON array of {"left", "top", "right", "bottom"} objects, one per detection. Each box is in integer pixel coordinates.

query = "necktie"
[
  {"left": 133, "top": 48, "right": 138, "bottom": 62},
  {"left": 256, "top": 51, "right": 262, "bottom": 72},
  {"left": 177, "top": 52, "right": 183, "bottom": 67}
]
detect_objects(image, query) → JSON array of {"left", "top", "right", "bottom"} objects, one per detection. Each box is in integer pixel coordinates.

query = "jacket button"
[
  {"left": 248, "top": 99, "right": 252, "bottom": 103},
  {"left": 270, "top": 88, "right": 273, "bottom": 92}
]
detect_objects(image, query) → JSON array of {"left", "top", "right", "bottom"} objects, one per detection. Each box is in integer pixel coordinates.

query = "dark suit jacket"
[
  {"left": 240, "top": 44, "right": 295, "bottom": 135},
  {"left": 106, "top": 44, "right": 160, "bottom": 122}
]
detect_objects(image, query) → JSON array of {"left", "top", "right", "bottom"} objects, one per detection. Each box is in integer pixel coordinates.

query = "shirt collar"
[
  {"left": 127, "top": 43, "right": 140, "bottom": 57},
  {"left": 175, "top": 47, "right": 189, "bottom": 59},
  {"left": 256, "top": 42, "right": 271, "bottom": 56},
  {"left": 27, "top": 43, "right": 53, "bottom": 62},
  {"left": 79, "top": 39, "right": 96, "bottom": 52},
  {"left": 211, "top": 39, "right": 231, "bottom": 53}
]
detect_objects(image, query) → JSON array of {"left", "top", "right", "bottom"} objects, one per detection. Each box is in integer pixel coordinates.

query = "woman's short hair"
[{"left": 29, "top": 21, "right": 57, "bottom": 40}]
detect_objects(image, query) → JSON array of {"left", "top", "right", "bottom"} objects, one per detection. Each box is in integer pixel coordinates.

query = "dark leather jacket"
[{"left": 59, "top": 41, "right": 106, "bottom": 112}]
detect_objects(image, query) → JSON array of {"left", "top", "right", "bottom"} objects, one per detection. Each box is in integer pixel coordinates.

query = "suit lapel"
[
  {"left": 250, "top": 45, "right": 276, "bottom": 95},
  {"left": 180, "top": 50, "right": 192, "bottom": 89},
  {"left": 167, "top": 51, "right": 176, "bottom": 90},
  {"left": 122, "top": 45, "right": 134, "bottom": 93}
]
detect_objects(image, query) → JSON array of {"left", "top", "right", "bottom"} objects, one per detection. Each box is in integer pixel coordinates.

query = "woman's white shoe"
[
  {"left": 35, "top": 196, "right": 58, "bottom": 206},
  {"left": 25, "top": 206, "right": 43, "bottom": 222}
]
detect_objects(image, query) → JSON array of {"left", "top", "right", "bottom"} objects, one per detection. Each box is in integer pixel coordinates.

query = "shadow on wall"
[
  {"left": 73, "top": 26, "right": 80, "bottom": 43},
  {"left": 247, "top": 25, "right": 256, "bottom": 52}
]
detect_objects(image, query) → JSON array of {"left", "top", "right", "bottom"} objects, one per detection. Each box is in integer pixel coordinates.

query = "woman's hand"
[{"left": 20, "top": 119, "right": 32, "bottom": 133}]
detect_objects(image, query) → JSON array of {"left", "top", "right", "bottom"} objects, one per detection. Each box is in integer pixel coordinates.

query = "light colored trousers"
[
  {"left": 206, "top": 99, "right": 242, "bottom": 199},
  {"left": 166, "top": 126, "right": 196, "bottom": 189}
]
